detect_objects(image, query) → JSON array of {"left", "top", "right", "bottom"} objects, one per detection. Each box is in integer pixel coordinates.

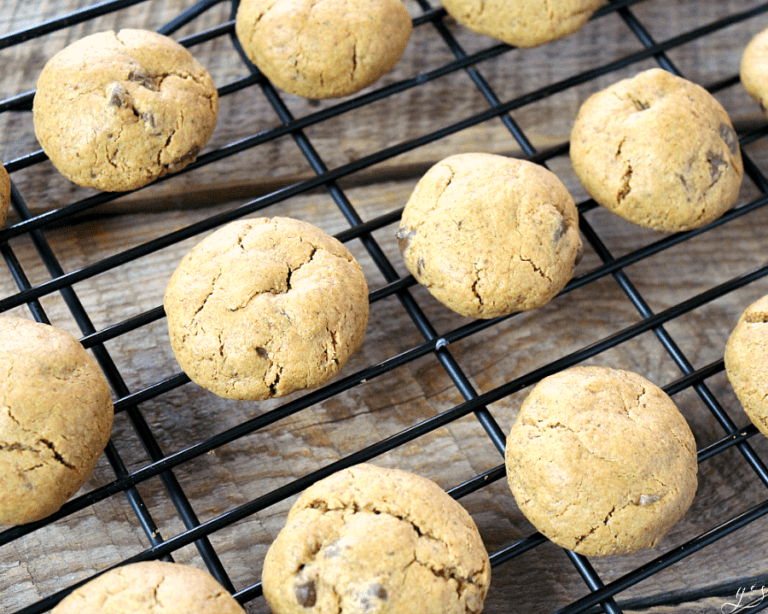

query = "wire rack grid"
[{"left": 3, "top": 0, "right": 768, "bottom": 612}]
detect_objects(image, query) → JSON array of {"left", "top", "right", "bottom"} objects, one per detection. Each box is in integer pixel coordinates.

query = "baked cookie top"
[
  {"left": 51, "top": 561, "right": 245, "bottom": 614},
  {"left": 261, "top": 463, "right": 491, "bottom": 614},
  {"left": 741, "top": 27, "right": 768, "bottom": 115},
  {"left": 570, "top": 68, "right": 743, "bottom": 232},
  {"left": 235, "top": 0, "right": 412, "bottom": 99},
  {"left": 397, "top": 153, "right": 581, "bottom": 319},
  {"left": 442, "top": 0, "right": 603, "bottom": 48},
  {"left": 164, "top": 217, "right": 369, "bottom": 401},
  {"left": 0, "top": 317, "right": 113, "bottom": 525},
  {"left": 505, "top": 366, "right": 698, "bottom": 556},
  {"left": 725, "top": 293, "right": 768, "bottom": 437},
  {"left": 33, "top": 29, "right": 219, "bottom": 192}
]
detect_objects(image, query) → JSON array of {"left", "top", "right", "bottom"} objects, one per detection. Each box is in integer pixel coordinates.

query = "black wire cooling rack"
[{"left": 4, "top": 1, "right": 768, "bottom": 613}]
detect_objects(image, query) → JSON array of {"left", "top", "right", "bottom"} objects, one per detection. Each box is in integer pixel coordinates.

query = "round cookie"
[
  {"left": 262, "top": 463, "right": 490, "bottom": 614},
  {"left": 0, "top": 161, "right": 10, "bottom": 227},
  {"left": 741, "top": 28, "right": 768, "bottom": 115},
  {"left": 164, "top": 217, "right": 369, "bottom": 401},
  {"left": 0, "top": 317, "right": 113, "bottom": 525},
  {"left": 505, "top": 366, "right": 698, "bottom": 556},
  {"left": 442, "top": 0, "right": 603, "bottom": 48},
  {"left": 570, "top": 68, "right": 743, "bottom": 232},
  {"left": 235, "top": 0, "right": 412, "bottom": 99},
  {"left": 724, "top": 293, "right": 768, "bottom": 437},
  {"left": 33, "top": 29, "right": 219, "bottom": 192},
  {"left": 396, "top": 153, "right": 581, "bottom": 319},
  {"left": 51, "top": 561, "right": 246, "bottom": 614}
]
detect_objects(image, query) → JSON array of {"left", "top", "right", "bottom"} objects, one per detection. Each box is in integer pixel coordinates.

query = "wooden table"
[{"left": 3, "top": 1, "right": 768, "bottom": 612}]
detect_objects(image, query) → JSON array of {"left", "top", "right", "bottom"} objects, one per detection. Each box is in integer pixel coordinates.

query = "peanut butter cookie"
[
  {"left": 164, "top": 217, "right": 369, "bottom": 401},
  {"left": 33, "top": 29, "right": 219, "bottom": 192},
  {"left": 741, "top": 28, "right": 768, "bottom": 115},
  {"left": 570, "top": 68, "right": 743, "bottom": 232},
  {"left": 261, "top": 464, "right": 491, "bottom": 614},
  {"left": 396, "top": 153, "right": 581, "bottom": 319},
  {"left": 235, "top": 0, "right": 412, "bottom": 99},
  {"left": 51, "top": 561, "right": 246, "bottom": 614},
  {"left": 0, "top": 317, "right": 113, "bottom": 525},
  {"left": 725, "top": 293, "right": 768, "bottom": 438},
  {"left": 505, "top": 366, "right": 698, "bottom": 556},
  {"left": 442, "top": 0, "right": 603, "bottom": 48}
]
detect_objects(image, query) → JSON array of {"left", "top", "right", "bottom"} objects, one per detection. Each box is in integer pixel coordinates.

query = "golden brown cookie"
[
  {"left": 442, "top": 0, "right": 603, "bottom": 48},
  {"left": 505, "top": 366, "right": 698, "bottom": 556},
  {"left": 262, "top": 464, "right": 491, "bottom": 614},
  {"left": 741, "top": 28, "right": 768, "bottom": 115},
  {"left": 0, "top": 317, "right": 113, "bottom": 525},
  {"left": 0, "top": 161, "right": 10, "bottom": 227},
  {"left": 724, "top": 293, "right": 768, "bottom": 437},
  {"left": 33, "top": 29, "right": 219, "bottom": 192},
  {"left": 164, "top": 217, "right": 369, "bottom": 401},
  {"left": 51, "top": 561, "right": 246, "bottom": 614},
  {"left": 570, "top": 68, "right": 743, "bottom": 232},
  {"left": 396, "top": 153, "right": 581, "bottom": 319},
  {"left": 235, "top": 0, "right": 412, "bottom": 99}
]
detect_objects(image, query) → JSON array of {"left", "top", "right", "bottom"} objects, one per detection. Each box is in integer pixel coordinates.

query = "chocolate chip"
[
  {"left": 167, "top": 145, "right": 201, "bottom": 171},
  {"left": 256, "top": 347, "right": 268, "bottom": 358},
  {"left": 553, "top": 217, "right": 566, "bottom": 242},
  {"left": 108, "top": 84, "right": 129, "bottom": 108},
  {"left": 718, "top": 123, "right": 739, "bottom": 156},
  {"left": 395, "top": 227, "right": 416, "bottom": 254},
  {"left": 128, "top": 70, "right": 158, "bottom": 91},
  {"left": 369, "top": 583, "right": 387, "bottom": 601},
  {"left": 295, "top": 580, "right": 317, "bottom": 608},
  {"left": 707, "top": 150, "right": 727, "bottom": 184}
]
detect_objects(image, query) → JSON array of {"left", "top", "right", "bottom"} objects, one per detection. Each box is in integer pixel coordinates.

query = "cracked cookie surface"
[
  {"left": 725, "top": 293, "right": 768, "bottom": 438},
  {"left": 234, "top": 0, "right": 412, "bottom": 99},
  {"left": 570, "top": 68, "right": 743, "bottom": 232},
  {"left": 396, "top": 153, "right": 581, "bottom": 319},
  {"left": 441, "top": 0, "right": 603, "bottom": 48},
  {"left": 505, "top": 366, "right": 698, "bottom": 556},
  {"left": 164, "top": 217, "right": 369, "bottom": 401},
  {"left": 0, "top": 317, "right": 113, "bottom": 525},
  {"left": 33, "top": 29, "right": 219, "bottom": 192},
  {"left": 51, "top": 561, "right": 245, "bottom": 614},
  {"left": 262, "top": 463, "right": 490, "bottom": 614}
]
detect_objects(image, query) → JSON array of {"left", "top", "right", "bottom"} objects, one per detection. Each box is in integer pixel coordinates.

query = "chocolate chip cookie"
[
  {"left": 164, "top": 217, "right": 369, "bottom": 401},
  {"left": 235, "top": 0, "right": 412, "bottom": 98},
  {"left": 397, "top": 152, "right": 581, "bottom": 319},
  {"left": 261, "top": 464, "right": 491, "bottom": 614},
  {"left": 0, "top": 317, "right": 113, "bottom": 525},
  {"left": 33, "top": 29, "right": 219, "bottom": 192},
  {"left": 442, "top": 0, "right": 603, "bottom": 48},
  {"left": 570, "top": 68, "right": 743, "bottom": 232},
  {"left": 505, "top": 366, "right": 698, "bottom": 556}
]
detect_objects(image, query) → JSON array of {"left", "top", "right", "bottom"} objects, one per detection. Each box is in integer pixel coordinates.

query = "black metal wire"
[{"left": 3, "top": 1, "right": 768, "bottom": 613}]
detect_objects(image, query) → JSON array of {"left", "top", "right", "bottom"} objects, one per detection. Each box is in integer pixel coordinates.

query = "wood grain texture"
[{"left": 2, "top": 1, "right": 768, "bottom": 613}]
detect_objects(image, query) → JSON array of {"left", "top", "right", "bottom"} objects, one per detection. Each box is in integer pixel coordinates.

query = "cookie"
[
  {"left": 724, "top": 293, "right": 768, "bottom": 438},
  {"left": 235, "top": 0, "right": 412, "bottom": 99},
  {"left": 164, "top": 217, "right": 369, "bottom": 401},
  {"left": 51, "top": 561, "right": 246, "bottom": 614},
  {"left": 396, "top": 153, "right": 581, "bottom": 319},
  {"left": 0, "top": 317, "right": 113, "bottom": 525},
  {"left": 33, "top": 29, "right": 219, "bottom": 192},
  {"left": 505, "top": 366, "right": 698, "bottom": 556},
  {"left": 0, "top": 161, "right": 9, "bottom": 227},
  {"left": 570, "top": 68, "right": 743, "bottom": 232},
  {"left": 442, "top": 0, "right": 603, "bottom": 48},
  {"left": 261, "top": 463, "right": 490, "bottom": 614},
  {"left": 741, "top": 28, "right": 768, "bottom": 115}
]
